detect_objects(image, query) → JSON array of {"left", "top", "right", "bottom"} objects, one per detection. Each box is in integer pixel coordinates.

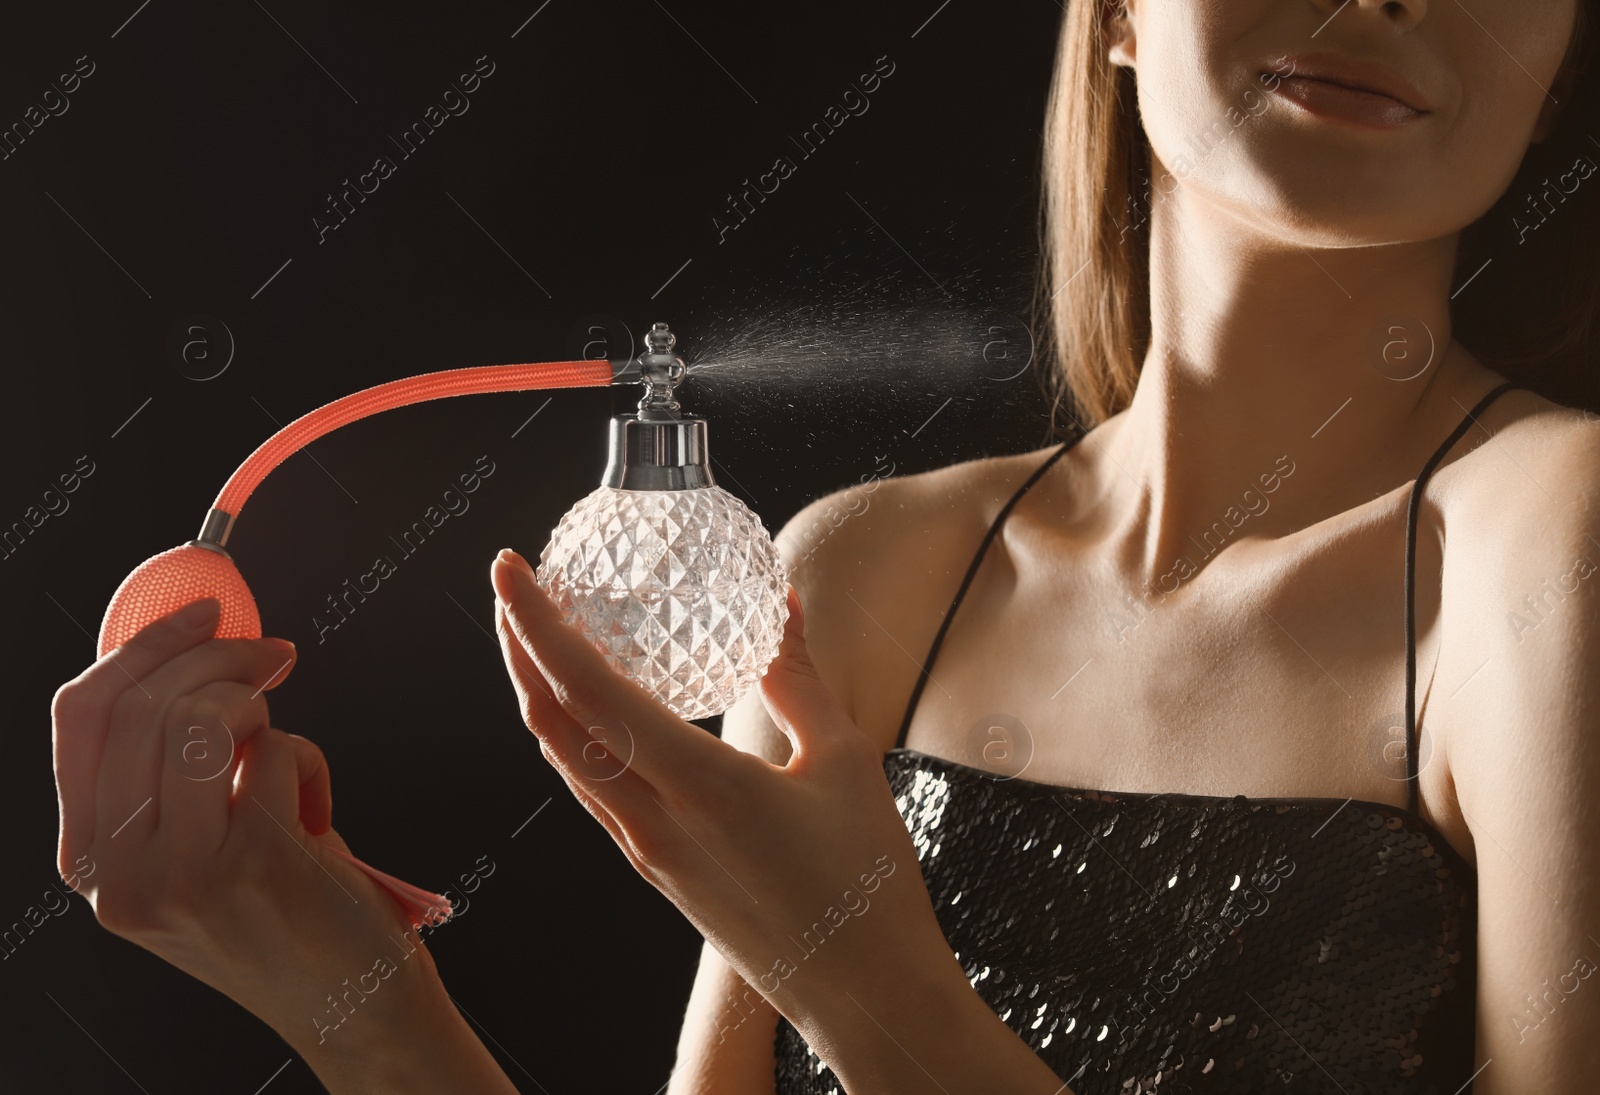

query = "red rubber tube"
[
  {"left": 99, "top": 358, "right": 614, "bottom": 657},
  {"left": 215, "top": 359, "right": 613, "bottom": 519},
  {"left": 93, "top": 357, "right": 616, "bottom": 928}
]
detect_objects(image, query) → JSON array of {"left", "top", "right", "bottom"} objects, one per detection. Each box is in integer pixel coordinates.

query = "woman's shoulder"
[
  {"left": 1427, "top": 386, "right": 1598, "bottom": 641},
  {"left": 1429, "top": 385, "right": 1599, "bottom": 743},
  {"left": 776, "top": 442, "right": 1068, "bottom": 580},
  {"left": 772, "top": 443, "right": 1068, "bottom": 748},
  {"left": 1432, "top": 386, "right": 1600, "bottom": 522}
]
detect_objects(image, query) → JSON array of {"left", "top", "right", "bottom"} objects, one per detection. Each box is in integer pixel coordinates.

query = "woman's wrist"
[{"left": 278, "top": 947, "right": 520, "bottom": 1095}]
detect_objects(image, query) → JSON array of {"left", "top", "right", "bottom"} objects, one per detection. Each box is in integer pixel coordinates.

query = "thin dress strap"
[
  {"left": 894, "top": 432, "right": 1086, "bottom": 750},
  {"left": 894, "top": 381, "right": 1528, "bottom": 784},
  {"left": 1402, "top": 379, "right": 1523, "bottom": 813}
]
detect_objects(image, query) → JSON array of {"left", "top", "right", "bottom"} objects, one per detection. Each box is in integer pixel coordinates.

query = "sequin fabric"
[{"left": 772, "top": 749, "right": 1477, "bottom": 1093}]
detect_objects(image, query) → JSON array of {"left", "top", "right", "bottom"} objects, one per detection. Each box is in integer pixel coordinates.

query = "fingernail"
[
  {"left": 175, "top": 598, "right": 220, "bottom": 628},
  {"left": 496, "top": 548, "right": 515, "bottom": 567},
  {"left": 264, "top": 637, "right": 296, "bottom": 655}
]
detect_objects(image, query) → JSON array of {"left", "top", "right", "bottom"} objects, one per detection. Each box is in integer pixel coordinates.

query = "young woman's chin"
[{"left": 1154, "top": 121, "right": 1509, "bottom": 250}]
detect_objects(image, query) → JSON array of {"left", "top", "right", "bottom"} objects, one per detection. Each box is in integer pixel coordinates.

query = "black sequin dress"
[{"left": 772, "top": 383, "right": 1519, "bottom": 1094}]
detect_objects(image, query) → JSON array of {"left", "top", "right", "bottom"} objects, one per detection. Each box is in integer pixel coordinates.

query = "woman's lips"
[{"left": 1269, "top": 74, "right": 1426, "bottom": 128}]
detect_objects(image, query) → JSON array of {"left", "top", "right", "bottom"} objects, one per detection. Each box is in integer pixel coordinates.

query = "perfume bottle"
[{"left": 536, "top": 323, "right": 789, "bottom": 720}]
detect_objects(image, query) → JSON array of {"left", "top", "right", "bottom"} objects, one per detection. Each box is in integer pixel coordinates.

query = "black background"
[{"left": 0, "top": 2, "right": 1063, "bottom": 1091}]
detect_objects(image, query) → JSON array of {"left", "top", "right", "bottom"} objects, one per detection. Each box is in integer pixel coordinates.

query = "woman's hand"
[
  {"left": 51, "top": 598, "right": 518, "bottom": 1094},
  {"left": 491, "top": 549, "right": 1067, "bottom": 1093}
]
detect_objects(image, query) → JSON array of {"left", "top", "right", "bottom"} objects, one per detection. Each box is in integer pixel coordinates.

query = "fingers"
[
  {"left": 493, "top": 599, "right": 657, "bottom": 830},
  {"left": 492, "top": 597, "right": 562, "bottom": 732},
  {"left": 489, "top": 549, "right": 774, "bottom": 884},
  {"left": 286, "top": 733, "right": 332, "bottom": 837},
  {"left": 96, "top": 637, "right": 295, "bottom": 847},
  {"left": 156, "top": 682, "right": 270, "bottom": 856},
  {"left": 117, "top": 637, "right": 296, "bottom": 727},
  {"left": 227, "top": 727, "right": 312, "bottom": 862},
  {"left": 223, "top": 727, "right": 379, "bottom": 922},
  {"left": 562, "top": 765, "right": 656, "bottom": 875},
  {"left": 489, "top": 549, "right": 722, "bottom": 787},
  {"left": 53, "top": 597, "right": 222, "bottom": 866}
]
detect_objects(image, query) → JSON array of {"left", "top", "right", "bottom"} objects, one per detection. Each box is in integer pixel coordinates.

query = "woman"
[{"left": 50, "top": 0, "right": 1600, "bottom": 1091}]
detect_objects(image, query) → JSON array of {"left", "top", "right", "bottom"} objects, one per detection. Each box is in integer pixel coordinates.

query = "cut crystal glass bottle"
[{"left": 536, "top": 323, "right": 789, "bottom": 720}]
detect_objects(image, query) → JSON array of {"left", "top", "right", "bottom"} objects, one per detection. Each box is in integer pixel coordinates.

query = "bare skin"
[{"left": 807, "top": 354, "right": 1546, "bottom": 860}]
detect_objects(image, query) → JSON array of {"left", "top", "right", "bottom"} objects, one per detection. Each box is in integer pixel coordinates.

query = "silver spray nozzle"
[
  {"left": 608, "top": 321, "right": 687, "bottom": 417},
  {"left": 601, "top": 321, "right": 713, "bottom": 491},
  {"left": 636, "top": 322, "right": 688, "bottom": 420}
]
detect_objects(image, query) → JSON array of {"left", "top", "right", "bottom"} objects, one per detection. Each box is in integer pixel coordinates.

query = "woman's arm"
[
  {"left": 284, "top": 966, "right": 521, "bottom": 1094},
  {"left": 669, "top": 940, "right": 781, "bottom": 1095},
  {"left": 1433, "top": 413, "right": 1600, "bottom": 1090},
  {"left": 665, "top": 682, "right": 790, "bottom": 1095}
]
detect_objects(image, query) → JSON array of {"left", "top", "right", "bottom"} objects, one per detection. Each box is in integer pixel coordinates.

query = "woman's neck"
[{"left": 1096, "top": 174, "right": 1497, "bottom": 586}]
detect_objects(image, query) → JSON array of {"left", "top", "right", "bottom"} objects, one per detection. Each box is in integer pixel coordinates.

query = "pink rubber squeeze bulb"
[{"left": 96, "top": 357, "right": 615, "bottom": 928}]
